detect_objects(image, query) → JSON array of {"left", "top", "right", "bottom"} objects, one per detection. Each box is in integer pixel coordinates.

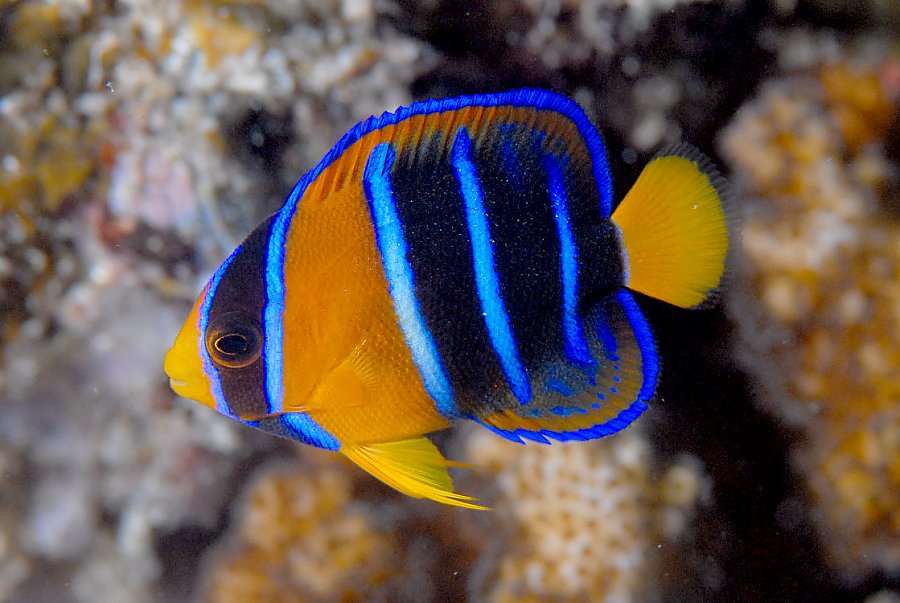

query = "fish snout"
[{"left": 164, "top": 346, "right": 192, "bottom": 394}]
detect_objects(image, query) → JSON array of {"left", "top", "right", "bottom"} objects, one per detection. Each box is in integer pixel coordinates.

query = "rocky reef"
[
  {"left": 722, "top": 34, "right": 900, "bottom": 583},
  {"left": 1, "top": 0, "right": 898, "bottom": 602}
]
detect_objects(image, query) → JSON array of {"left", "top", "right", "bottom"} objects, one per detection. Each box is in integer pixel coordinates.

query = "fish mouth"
[
  {"left": 166, "top": 370, "right": 196, "bottom": 402},
  {"left": 163, "top": 347, "right": 192, "bottom": 395},
  {"left": 163, "top": 343, "right": 219, "bottom": 411}
]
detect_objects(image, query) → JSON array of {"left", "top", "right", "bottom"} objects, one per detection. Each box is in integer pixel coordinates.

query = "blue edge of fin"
[
  {"left": 476, "top": 290, "right": 660, "bottom": 445},
  {"left": 275, "top": 89, "right": 615, "bottom": 225}
]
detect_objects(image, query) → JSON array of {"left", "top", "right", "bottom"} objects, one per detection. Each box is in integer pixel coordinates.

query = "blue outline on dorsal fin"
[{"left": 279, "top": 89, "right": 612, "bottom": 229}]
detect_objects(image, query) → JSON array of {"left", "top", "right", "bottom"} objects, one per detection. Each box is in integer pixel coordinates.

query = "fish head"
[
  {"left": 165, "top": 220, "right": 275, "bottom": 421},
  {"left": 164, "top": 284, "right": 215, "bottom": 410},
  {"left": 163, "top": 286, "right": 262, "bottom": 414}
]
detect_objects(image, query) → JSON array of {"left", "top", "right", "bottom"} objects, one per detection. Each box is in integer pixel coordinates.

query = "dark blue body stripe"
[
  {"left": 387, "top": 135, "right": 508, "bottom": 419},
  {"left": 199, "top": 246, "right": 241, "bottom": 418},
  {"left": 545, "top": 154, "right": 593, "bottom": 367},
  {"left": 363, "top": 142, "right": 458, "bottom": 417},
  {"left": 451, "top": 128, "right": 532, "bottom": 405}
]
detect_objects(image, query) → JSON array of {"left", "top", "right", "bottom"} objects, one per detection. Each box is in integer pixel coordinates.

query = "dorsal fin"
[{"left": 278, "top": 89, "right": 615, "bottom": 218}]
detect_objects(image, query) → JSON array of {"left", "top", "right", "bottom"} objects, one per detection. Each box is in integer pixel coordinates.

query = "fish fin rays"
[
  {"left": 476, "top": 290, "right": 657, "bottom": 443},
  {"left": 341, "top": 437, "right": 488, "bottom": 510},
  {"left": 301, "top": 90, "right": 613, "bottom": 215},
  {"left": 282, "top": 339, "right": 380, "bottom": 414},
  {"left": 611, "top": 144, "right": 731, "bottom": 309}
]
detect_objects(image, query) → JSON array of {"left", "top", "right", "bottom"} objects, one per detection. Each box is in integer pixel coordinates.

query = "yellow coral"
[
  {"left": 821, "top": 62, "right": 896, "bottom": 150},
  {"left": 722, "top": 49, "right": 900, "bottom": 582},
  {"left": 34, "top": 124, "right": 96, "bottom": 211},
  {"left": 202, "top": 451, "right": 432, "bottom": 603},
  {"left": 463, "top": 427, "right": 706, "bottom": 602},
  {"left": 186, "top": 3, "right": 261, "bottom": 69}
]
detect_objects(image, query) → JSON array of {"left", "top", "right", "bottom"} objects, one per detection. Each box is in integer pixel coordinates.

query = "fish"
[{"left": 164, "top": 89, "right": 730, "bottom": 510}]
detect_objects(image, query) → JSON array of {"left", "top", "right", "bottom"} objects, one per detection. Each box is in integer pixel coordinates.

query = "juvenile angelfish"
[{"left": 164, "top": 89, "right": 730, "bottom": 509}]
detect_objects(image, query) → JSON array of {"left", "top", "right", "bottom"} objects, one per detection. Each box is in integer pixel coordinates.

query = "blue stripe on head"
[
  {"left": 244, "top": 414, "right": 341, "bottom": 450},
  {"left": 545, "top": 153, "right": 594, "bottom": 368},
  {"left": 199, "top": 246, "right": 242, "bottom": 418},
  {"left": 263, "top": 208, "right": 293, "bottom": 415},
  {"left": 615, "top": 289, "right": 659, "bottom": 402},
  {"left": 451, "top": 127, "right": 532, "bottom": 405},
  {"left": 279, "top": 413, "right": 341, "bottom": 450},
  {"left": 363, "top": 142, "right": 458, "bottom": 418}
]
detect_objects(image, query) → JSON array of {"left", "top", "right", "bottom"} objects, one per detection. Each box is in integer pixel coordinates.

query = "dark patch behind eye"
[{"left": 204, "top": 215, "right": 274, "bottom": 418}]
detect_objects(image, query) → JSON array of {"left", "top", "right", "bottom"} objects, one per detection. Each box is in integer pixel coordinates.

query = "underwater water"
[{"left": 0, "top": 0, "right": 898, "bottom": 601}]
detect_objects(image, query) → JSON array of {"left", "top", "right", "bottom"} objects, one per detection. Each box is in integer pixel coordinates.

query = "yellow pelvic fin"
[
  {"left": 611, "top": 144, "right": 730, "bottom": 309},
  {"left": 341, "top": 437, "right": 488, "bottom": 510}
]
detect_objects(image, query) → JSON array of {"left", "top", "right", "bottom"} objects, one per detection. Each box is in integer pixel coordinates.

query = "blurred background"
[{"left": 0, "top": 0, "right": 898, "bottom": 601}]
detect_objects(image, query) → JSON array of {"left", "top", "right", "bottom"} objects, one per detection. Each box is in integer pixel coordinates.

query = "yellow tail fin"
[
  {"left": 341, "top": 437, "right": 488, "bottom": 510},
  {"left": 611, "top": 144, "right": 730, "bottom": 309}
]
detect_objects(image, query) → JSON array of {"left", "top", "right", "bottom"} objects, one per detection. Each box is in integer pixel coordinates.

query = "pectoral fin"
[
  {"left": 341, "top": 437, "right": 488, "bottom": 510},
  {"left": 285, "top": 339, "right": 377, "bottom": 414}
]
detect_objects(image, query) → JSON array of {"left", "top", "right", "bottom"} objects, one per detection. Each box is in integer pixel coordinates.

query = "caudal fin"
[{"left": 611, "top": 144, "right": 730, "bottom": 309}]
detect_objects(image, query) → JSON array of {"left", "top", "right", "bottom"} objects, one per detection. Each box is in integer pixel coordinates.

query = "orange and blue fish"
[{"left": 164, "top": 89, "right": 730, "bottom": 509}]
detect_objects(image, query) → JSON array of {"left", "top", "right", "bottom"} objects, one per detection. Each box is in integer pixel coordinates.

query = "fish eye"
[{"left": 205, "top": 312, "right": 262, "bottom": 369}]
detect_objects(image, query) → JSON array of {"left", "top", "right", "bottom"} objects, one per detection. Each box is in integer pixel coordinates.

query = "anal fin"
[
  {"left": 341, "top": 437, "right": 488, "bottom": 510},
  {"left": 476, "top": 290, "right": 657, "bottom": 443}
]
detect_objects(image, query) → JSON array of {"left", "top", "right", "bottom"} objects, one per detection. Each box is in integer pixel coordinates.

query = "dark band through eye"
[{"left": 205, "top": 311, "right": 262, "bottom": 369}]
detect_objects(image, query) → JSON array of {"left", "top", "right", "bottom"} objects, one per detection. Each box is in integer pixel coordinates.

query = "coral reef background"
[{"left": 0, "top": 0, "right": 897, "bottom": 601}]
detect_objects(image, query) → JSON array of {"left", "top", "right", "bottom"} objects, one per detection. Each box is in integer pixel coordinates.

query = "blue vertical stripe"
[
  {"left": 363, "top": 142, "right": 458, "bottom": 418},
  {"left": 260, "top": 203, "right": 340, "bottom": 443},
  {"left": 263, "top": 207, "right": 293, "bottom": 415},
  {"left": 199, "top": 246, "right": 242, "bottom": 418},
  {"left": 545, "top": 154, "right": 593, "bottom": 367},
  {"left": 451, "top": 127, "right": 532, "bottom": 404}
]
